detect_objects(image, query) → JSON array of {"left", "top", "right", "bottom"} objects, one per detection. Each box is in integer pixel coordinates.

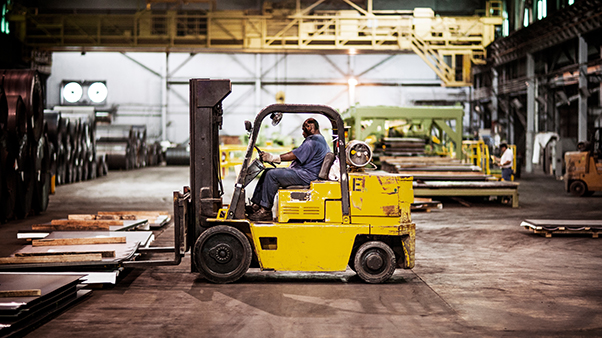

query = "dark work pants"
[
  {"left": 251, "top": 168, "right": 306, "bottom": 209},
  {"left": 501, "top": 168, "right": 513, "bottom": 181}
]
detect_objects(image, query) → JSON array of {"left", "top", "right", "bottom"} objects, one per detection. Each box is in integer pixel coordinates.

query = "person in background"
[{"left": 492, "top": 143, "right": 513, "bottom": 181}]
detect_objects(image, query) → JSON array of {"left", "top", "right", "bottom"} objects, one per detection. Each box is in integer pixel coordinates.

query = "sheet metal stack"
[
  {"left": 383, "top": 137, "right": 426, "bottom": 156},
  {"left": 0, "top": 69, "right": 50, "bottom": 222},
  {"left": 380, "top": 156, "right": 493, "bottom": 181},
  {"left": 381, "top": 155, "right": 520, "bottom": 207},
  {"left": 0, "top": 273, "right": 89, "bottom": 337}
]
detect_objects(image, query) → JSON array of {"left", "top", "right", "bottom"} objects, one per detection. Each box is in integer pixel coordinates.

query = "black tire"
[
  {"left": 353, "top": 241, "right": 396, "bottom": 284},
  {"left": 193, "top": 225, "right": 252, "bottom": 284},
  {"left": 569, "top": 180, "right": 587, "bottom": 197}
]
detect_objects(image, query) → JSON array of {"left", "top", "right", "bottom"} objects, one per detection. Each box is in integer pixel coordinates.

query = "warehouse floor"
[{"left": 2, "top": 166, "right": 602, "bottom": 337}]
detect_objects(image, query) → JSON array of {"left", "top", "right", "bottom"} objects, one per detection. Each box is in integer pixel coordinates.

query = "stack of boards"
[
  {"left": 0, "top": 211, "right": 170, "bottom": 283},
  {"left": 17, "top": 211, "right": 170, "bottom": 240},
  {"left": 0, "top": 273, "right": 88, "bottom": 337}
]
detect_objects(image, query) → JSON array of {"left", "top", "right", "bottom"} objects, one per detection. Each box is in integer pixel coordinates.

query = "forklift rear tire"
[
  {"left": 569, "top": 180, "right": 588, "bottom": 197},
  {"left": 194, "top": 225, "right": 252, "bottom": 284},
  {"left": 353, "top": 241, "right": 396, "bottom": 284}
]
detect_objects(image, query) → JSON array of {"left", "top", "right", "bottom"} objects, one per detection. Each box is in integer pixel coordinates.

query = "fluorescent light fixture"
[
  {"left": 88, "top": 82, "right": 108, "bottom": 103},
  {"left": 63, "top": 82, "right": 83, "bottom": 103}
]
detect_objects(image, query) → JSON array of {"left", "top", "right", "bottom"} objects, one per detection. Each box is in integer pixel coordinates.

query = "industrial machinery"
[
  {"left": 126, "top": 79, "right": 416, "bottom": 284},
  {"left": 564, "top": 128, "right": 602, "bottom": 197},
  {"left": 342, "top": 106, "right": 464, "bottom": 160}
]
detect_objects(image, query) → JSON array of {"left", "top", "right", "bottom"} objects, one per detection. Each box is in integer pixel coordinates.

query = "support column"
[
  {"left": 348, "top": 54, "right": 356, "bottom": 107},
  {"left": 255, "top": 54, "right": 262, "bottom": 113},
  {"left": 578, "top": 35, "right": 588, "bottom": 142},
  {"left": 492, "top": 68, "right": 499, "bottom": 122},
  {"left": 526, "top": 53, "right": 535, "bottom": 173},
  {"left": 161, "top": 52, "right": 169, "bottom": 141}
]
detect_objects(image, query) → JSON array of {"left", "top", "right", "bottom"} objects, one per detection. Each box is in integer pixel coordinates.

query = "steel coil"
[
  {"left": 96, "top": 154, "right": 108, "bottom": 177},
  {"left": 165, "top": 146, "right": 190, "bottom": 165},
  {"left": 32, "top": 121, "right": 50, "bottom": 214},
  {"left": 0, "top": 86, "right": 7, "bottom": 129},
  {"left": 5, "top": 95, "right": 33, "bottom": 218},
  {"left": 44, "top": 111, "right": 62, "bottom": 181},
  {"left": 1, "top": 70, "right": 44, "bottom": 141},
  {"left": 96, "top": 142, "right": 133, "bottom": 170},
  {"left": 96, "top": 125, "right": 137, "bottom": 170},
  {"left": 0, "top": 87, "right": 8, "bottom": 222}
]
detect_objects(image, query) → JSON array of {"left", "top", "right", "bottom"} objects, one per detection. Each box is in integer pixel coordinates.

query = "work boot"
[
  {"left": 245, "top": 203, "right": 261, "bottom": 215},
  {"left": 249, "top": 207, "right": 273, "bottom": 222}
]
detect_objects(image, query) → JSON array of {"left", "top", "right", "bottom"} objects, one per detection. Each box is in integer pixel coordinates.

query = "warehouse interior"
[{"left": 0, "top": 0, "right": 601, "bottom": 337}]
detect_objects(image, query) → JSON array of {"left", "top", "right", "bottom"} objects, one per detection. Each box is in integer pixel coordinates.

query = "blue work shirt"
[{"left": 289, "top": 134, "right": 329, "bottom": 184}]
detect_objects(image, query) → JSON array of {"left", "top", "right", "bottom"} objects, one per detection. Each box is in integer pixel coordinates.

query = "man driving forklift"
[{"left": 248, "top": 118, "right": 329, "bottom": 221}]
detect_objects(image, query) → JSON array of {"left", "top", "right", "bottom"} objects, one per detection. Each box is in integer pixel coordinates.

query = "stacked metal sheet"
[
  {"left": 0, "top": 273, "right": 89, "bottom": 337},
  {"left": 381, "top": 156, "right": 493, "bottom": 181},
  {"left": 383, "top": 137, "right": 426, "bottom": 156},
  {"left": 381, "top": 155, "right": 520, "bottom": 207},
  {"left": 0, "top": 70, "right": 51, "bottom": 222},
  {"left": 521, "top": 219, "right": 602, "bottom": 238}
]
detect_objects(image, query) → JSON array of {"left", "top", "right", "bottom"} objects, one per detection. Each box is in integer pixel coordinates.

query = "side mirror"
[
  {"left": 244, "top": 120, "right": 252, "bottom": 133},
  {"left": 270, "top": 112, "right": 282, "bottom": 126}
]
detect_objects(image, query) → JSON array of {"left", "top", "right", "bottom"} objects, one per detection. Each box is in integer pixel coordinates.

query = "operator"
[
  {"left": 248, "top": 117, "right": 329, "bottom": 222},
  {"left": 493, "top": 143, "right": 513, "bottom": 181}
]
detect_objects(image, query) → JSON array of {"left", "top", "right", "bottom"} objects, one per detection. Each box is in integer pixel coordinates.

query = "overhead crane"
[{"left": 8, "top": 0, "right": 503, "bottom": 86}]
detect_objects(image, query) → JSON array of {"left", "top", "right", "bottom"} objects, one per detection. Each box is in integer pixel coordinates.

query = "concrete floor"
[{"left": 1, "top": 166, "right": 601, "bottom": 337}]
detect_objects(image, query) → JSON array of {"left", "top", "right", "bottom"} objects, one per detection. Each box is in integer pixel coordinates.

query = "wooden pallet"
[{"left": 523, "top": 226, "right": 600, "bottom": 238}]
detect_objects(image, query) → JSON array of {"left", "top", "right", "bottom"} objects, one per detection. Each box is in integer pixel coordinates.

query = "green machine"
[{"left": 342, "top": 106, "right": 464, "bottom": 160}]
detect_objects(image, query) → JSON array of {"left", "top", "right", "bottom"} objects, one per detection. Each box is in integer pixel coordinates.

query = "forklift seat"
[{"left": 284, "top": 152, "right": 335, "bottom": 190}]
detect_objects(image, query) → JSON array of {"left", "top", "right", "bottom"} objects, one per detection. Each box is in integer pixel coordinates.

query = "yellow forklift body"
[
  {"left": 564, "top": 151, "right": 602, "bottom": 191},
  {"left": 278, "top": 172, "right": 414, "bottom": 222},
  {"left": 243, "top": 171, "right": 415, "bottom": 272},
  {"left": 249, "top": 222, "right": 368, "bottom": 271}
]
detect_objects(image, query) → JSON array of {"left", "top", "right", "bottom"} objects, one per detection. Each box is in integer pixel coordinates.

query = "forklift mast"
[{"left": 188, "top": 79, "right": 232, "bottom": 252}]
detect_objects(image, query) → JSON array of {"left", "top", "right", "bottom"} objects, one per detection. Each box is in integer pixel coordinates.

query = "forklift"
[
  {"left": 564, "top": 128, "right": 602, "bottom": 196},
  {"left": 125, "top": 79, "right": 415, "bottom": 284}
]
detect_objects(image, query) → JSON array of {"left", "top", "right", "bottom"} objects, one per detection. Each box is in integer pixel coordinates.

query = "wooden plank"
[
  {"left": 32, "top": 224, "right": 110, "bottom": 231},
  {"left": 98, "top": 211, "right": 169, "bottom": 217},
  {"left": 15, "top": 250, "right": 116, "bottom": 258},
  {"left": 68, "top": 214, "right": 97, "bottom": 220},
  {"left": 0, "top": 289, "right": 42, "bottom": 298},
  {"left": 0, "top": 253, "right": 103, "bottom": 264},
  {"left": 51, "top": 219, "right": 123, "bottom": 226},
  {"left": 32, "top": 237, "right": 127, "bottom": 247},
  {"left": 96, "top": 215, "right": 121, "bottom": 220}
]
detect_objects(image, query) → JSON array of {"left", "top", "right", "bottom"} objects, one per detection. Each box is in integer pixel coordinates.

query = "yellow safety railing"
[
  {"left": 462, "top": 140, "right": 516, "bottom": 181},
  {"left": 462, "top": 140, "right": 491, "bottom": 175}
]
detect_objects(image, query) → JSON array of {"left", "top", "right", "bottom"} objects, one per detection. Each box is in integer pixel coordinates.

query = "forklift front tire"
[
  {"left": 353, "top": 241, "right": 396, "bottom": 284},
  {"left": 193, "top": 225, "right": 252, "bottom": 284},
  {"left": 569, "top": 180, "right": 588, "bottom": 197}
]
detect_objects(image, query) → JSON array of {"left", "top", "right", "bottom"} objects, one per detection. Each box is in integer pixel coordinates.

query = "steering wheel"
[{"left": 254, "top": 146, "right": 277, "bottom": 168}]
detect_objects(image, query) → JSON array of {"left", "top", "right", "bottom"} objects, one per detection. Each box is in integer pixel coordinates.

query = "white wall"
[{"left": 48, "top": 51, "right": 466, "bottom": 144}]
